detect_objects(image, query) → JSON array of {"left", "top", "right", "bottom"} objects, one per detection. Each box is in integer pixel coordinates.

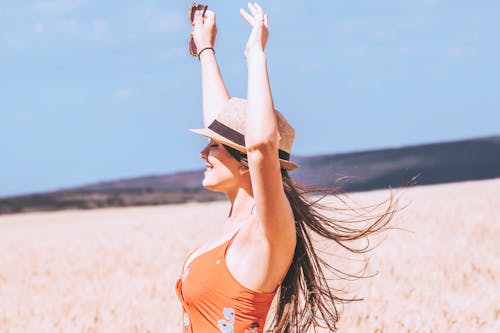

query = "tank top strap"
[
  {"left": 181, "top": 246, "right": 200, "bottom": 274},
  {"left": 222, "top": 226, "right": 241, "bottom": 258}
]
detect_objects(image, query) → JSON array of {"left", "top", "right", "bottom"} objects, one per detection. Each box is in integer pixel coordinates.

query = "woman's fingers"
[
  {"left": 249, "top": 2, "right": 265, "bottom": 24},
  {"left": 241, "top": 2, "right": 268, "bottom": 27},
  {"left": 247, "top": 2, "right": 258, "bottom": 16},
  {"left": 253, "top": 2, "right": 264, "bottom": 15},
  {"left": 193, "top": 10, "right": 204, "bottom": 26},
  {"left": 205, "top": 10, "right": 215, "bottom": 25},
  {"left": 240, "top": 8, "right": 254, "bottom": 27},
  {"left": 192, "top": 9, "right": 215, "bottom": 29}
]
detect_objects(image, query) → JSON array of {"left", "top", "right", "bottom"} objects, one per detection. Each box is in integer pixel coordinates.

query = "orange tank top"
[{"left": 175, "top": 229, "right": 276, "bottom": 333}]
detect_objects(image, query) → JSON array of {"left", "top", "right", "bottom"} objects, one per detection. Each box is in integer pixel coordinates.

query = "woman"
[{"left": 176, "top": 3, "right": 396, "bottom": 332}]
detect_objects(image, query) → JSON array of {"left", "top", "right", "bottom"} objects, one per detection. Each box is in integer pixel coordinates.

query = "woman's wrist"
[
  {"left": 245, "top": 49, "right": 266, "bottom": 65},
  {"left": 198, "top": 46, "right": 215, "bottom": 59}
]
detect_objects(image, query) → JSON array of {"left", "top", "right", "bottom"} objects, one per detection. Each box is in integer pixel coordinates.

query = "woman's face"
[{"left": 200, "top": 139, "right": 242, "bottom": 192}]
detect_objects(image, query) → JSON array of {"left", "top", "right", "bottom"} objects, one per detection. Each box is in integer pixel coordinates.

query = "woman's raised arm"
[
  {"left": 240, "top": 3, "right": 295, "bottom": 240},
  {"left": 191, "top": 9, "right": 230, "bottom": 126}
]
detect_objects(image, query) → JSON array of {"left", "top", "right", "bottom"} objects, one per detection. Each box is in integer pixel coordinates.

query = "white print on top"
[{"left": 217, "top": 307, "right": 235, "bottom": 333}]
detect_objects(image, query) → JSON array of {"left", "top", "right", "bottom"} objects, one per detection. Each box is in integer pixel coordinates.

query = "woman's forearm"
[
  {"left": 245, "top": 51, "right": 278, "bottom": 150},
  {"left": 200, "top": 51, "right": 230, "bottom": 127}
]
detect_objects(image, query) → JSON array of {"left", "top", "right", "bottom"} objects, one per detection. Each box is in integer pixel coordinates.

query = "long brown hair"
[{"left": 223, "top": 145, "right": 398, "bottom": 332}]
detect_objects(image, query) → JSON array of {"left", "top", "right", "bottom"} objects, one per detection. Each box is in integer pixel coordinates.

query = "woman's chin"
[
  {"left": 202, "top": 177, "right": 217, "bottom": 191},
  {"left": 202, "top": 177, "right": 228, "bottom": 193},
  {"left": 201, "top": 181, "right": 212, "bottom": 190}
]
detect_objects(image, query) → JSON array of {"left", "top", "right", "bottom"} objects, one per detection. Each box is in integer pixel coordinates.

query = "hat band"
[
  {"left": 208, "top": 119, "right": 245, "bottom": 146},
  {"left": 208, "top": 120, "right": 291, "bottom": 161}
]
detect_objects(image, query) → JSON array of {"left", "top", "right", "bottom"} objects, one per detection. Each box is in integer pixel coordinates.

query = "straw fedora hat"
[{"left": 189, "top": 97, "right": 299, "bottom": 171}]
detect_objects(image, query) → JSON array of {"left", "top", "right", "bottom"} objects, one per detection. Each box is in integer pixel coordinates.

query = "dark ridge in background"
[
  {"left": 293, "top": 135, "right": 500, "bottom": 191},
  {"left": 1, "top": 135, "right": 499, "bottom": 215}
]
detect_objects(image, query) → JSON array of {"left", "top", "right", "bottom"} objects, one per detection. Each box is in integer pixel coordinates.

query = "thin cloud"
[
  {"left": 29, "top": 0, "right": 86, "bottom": 14},
  {"left": 130, "top": 5, "right": 184, "bottom": 34},
  {"left": 303, "top": 61, "right": 322, "bottom": 73},
  {"left": 5, "top": 37, "right": 23, "bottom": 49},
  {"left": 90, "top": 19, "right": 107, "bottom": 39},
  {"left": 398, "top": 46, "right": 420, "bottom": 56},
  {"left": 59, "top": 17, "right": 79, "bottom": 34},
  {"left": 437, "top": 46, "right": 474, "bottom": 58},
  {"left": 115, "top": 89, "right": 131, "bottom": 98},
  {"left": 151, "top": 12, "right": 183, "bottom": 33},
  {"left": 34, "top": 23, "right": 45, "bottom": 34},
  {"left": 164, "top": 46, "right": 184, "bottom": 59}
]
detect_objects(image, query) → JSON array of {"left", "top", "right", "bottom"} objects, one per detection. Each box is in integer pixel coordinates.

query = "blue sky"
[{"left": 1, "top": 0, "right": 499, "bottom": 197}]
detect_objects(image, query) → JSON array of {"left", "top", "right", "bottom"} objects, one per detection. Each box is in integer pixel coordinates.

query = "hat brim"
[{"left": 189, "top": 128, "right": 299, "bottom": 171}]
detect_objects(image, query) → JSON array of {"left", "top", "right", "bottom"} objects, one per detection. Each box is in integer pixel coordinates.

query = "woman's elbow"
[{"left": 246, "top": 138, "right": 277, "bottom": 154}]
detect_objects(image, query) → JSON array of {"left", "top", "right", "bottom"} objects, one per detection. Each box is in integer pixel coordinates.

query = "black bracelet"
[{"left": 197, "top": 47, "right": 215, "bottom": 59}]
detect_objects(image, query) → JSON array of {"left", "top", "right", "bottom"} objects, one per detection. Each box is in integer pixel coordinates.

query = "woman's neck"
[{"left": 227, "top": 186, "right": 255, "bottom": 223}]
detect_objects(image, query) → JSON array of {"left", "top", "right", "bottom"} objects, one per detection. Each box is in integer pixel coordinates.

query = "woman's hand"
[
  {"left": 240, "top": 2, "right": 269, "bottom": 59},
  {"left": 191, "top": 9, "right": 217, "bottom": 51}
]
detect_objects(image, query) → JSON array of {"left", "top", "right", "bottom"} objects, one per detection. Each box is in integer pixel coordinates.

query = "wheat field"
[{"left": 0, "top": 178, "right": 499, "bottom": 332}]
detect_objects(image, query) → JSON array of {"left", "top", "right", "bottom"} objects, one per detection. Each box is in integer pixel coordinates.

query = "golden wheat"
[{"left": 0, "top": 178, "right": 498, "bottom": 332}]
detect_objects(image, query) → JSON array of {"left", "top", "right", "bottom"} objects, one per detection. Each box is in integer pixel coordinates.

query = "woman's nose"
[{"left": 200, "top": 144, "right": 210, "bottom": 159}]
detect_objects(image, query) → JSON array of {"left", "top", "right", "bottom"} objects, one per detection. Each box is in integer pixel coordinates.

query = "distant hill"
[
  {"left": 1, "top": 135, "right": 499, "bottom": 214},
  {"left": 293, "top": 135, "right": 500, "bottom": 191}
]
